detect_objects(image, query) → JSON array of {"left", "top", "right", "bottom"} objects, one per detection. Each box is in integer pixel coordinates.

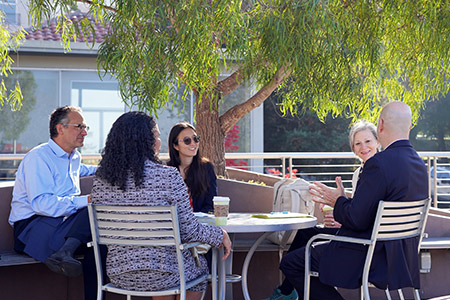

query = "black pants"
[
  {"left": 280, "top": 241, "right": 345, "bottom": 300},
  {"left": 277, "top": 226, "right": 338, "bottom": 295}
]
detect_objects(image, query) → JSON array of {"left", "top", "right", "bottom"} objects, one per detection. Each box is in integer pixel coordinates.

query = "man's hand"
[{"left": 309, "top": 176, "right": 345, "bottom": 207}]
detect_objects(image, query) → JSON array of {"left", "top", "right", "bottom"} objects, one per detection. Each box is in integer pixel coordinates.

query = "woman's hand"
[
  {"left": 322, "top": 214, "right": 342, "bottom": 228},
  {"left": 319, "top": 203, "right": 341, "bottom": 228},
  {"left": 220, "top": 229, "right": 232, "bottom": 260}
]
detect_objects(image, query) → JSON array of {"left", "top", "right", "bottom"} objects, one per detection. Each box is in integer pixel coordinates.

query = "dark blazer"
[
  {"left": 319, "top": 140, "right": 428, "bottom": 290},
  {"left": 192, "top": 162, "right": 217, "bottom": 213}
]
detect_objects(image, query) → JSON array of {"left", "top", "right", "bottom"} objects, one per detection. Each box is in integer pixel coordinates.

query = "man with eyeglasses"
[{"left": 9, "top": 106, "right": 98, "bottom": 298}]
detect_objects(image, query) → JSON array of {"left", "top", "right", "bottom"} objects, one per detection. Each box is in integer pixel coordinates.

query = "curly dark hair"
[
  {"left": 167, "top": 122, "right": 210, "bottom": 198},
  {"left": 49, "top": 106, "right": 82, "bottom": 138},
  {"left": 96, "top": 111, "right": 160, "bottom": 190}
]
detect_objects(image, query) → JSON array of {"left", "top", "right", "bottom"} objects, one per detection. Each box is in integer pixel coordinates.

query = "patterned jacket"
[{"left": 91, "top": 160, "right": 224, "bottom": 276}]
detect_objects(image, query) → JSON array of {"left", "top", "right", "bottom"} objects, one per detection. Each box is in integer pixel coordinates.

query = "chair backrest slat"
[
  {"left": 97, "top": 220, "right": 173, "bottom": 229},
  {"left": 381, "top": 207, "right": 423, "bottom": 216},
  {"left": 381, "top": 214, "right": 421, "bottom": 224},
  {"left": 99, "top": 237, "right": 178, "bottom": 247},
  {"left": 378, "top": 200, "right": 427, "bottom": 208},
  {"left": 96, "top": 212, "right": 169, "bottom": 222},
  {"left": 379, "top": 221, "right": 421, "bottom": 232},
  {"left": 97, "top": 229, "right": 176, "bottom": 240},
  {"left": 95, "top": 205, "right": 172, "bottom": 212}
]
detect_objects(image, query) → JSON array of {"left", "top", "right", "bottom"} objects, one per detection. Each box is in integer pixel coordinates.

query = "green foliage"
[
  {"left": 0, "top": 11, "right": 25, "bottom": 109},
  {"left": 264, "top": 93, "right": 351, "bottom": 152},
  {"left": 0, "top": 71, "right": 37, "bottom": 143},
  {"left": 27, "top": 0, "right": 450, "bottom": 122},
  {"left": 411, "top": 95, "right": 450, "bottom": 151}
]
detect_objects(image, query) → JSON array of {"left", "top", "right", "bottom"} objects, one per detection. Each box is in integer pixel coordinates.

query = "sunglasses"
[{"left": 178, "top": 135, "right": 201, "bottom": 145}]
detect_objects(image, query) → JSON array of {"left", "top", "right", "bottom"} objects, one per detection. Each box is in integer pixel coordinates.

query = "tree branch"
[
  {"left": 219, "top": 66, "right": 291, "bottom": 134},
  {"left": 78, "top": 0, "right": 117, "bottom": 12},
  {"left": 217, "top": 69, "right": 244, "bottom": 97}
]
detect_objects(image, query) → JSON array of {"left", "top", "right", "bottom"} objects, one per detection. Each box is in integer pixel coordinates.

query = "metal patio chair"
[
  {"left": 304, "top": 198, "right": 430, "bottom": 300},
  {"left": 88, "top": 203, "right": 208, "bottom": 300}
]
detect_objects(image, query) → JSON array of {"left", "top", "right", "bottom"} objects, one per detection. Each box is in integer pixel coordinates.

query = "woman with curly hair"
[
  {"left": 92, "top": 112, "right": 231, "bottom": 299},
  {"left": 167, "top": 122, "right": 217, "bottom": 214}
]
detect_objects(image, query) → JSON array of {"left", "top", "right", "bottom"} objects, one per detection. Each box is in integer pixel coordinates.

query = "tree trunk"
[
  {"left": 195, "top": 92, "right": 227, "bottom": 176},
  {"left": 437, "top": 128, "right": 446, "bottom": 151},
  {"left": 194, "top": 67, "right": 291, "bottom": 176}
]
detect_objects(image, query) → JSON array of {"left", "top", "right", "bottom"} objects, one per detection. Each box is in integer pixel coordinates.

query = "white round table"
[{"left": 206, "top": 213, "right": 317, "bottom": 300}]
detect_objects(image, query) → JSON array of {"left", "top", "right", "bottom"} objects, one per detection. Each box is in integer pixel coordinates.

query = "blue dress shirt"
[{"left": 9, "top": 138, "right": 97, "bottom": 225}]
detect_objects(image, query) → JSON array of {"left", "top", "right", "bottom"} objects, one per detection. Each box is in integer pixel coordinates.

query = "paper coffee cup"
[
  {"left": 322, "top": 205, "right": 333, "bottom": 211},
  {"left": 213, "top": 196, "right": 230, "bottom": 225},
  {"left": 322, "top": 205, "right": 333, "bottom": 216}
]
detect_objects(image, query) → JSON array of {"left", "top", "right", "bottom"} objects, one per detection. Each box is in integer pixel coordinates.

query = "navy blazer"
[
  {"left": 192, "top": 162, "right": 217, "bottom": 213},
  {"left": 319, "top": 140, "right": 428, "bottom": 290}
]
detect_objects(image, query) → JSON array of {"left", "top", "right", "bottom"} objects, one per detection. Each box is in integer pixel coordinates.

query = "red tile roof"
[{"left": 25, "top": 11, "right": 109, "bottom": 43}]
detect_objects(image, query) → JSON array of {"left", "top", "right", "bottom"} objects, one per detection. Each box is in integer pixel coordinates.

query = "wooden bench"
[
  {"left": 0, "top": 250, "right": 40, "bottom": 266},
  {"left": 0, "top": 177, "right": 95, "bottom": 268}
]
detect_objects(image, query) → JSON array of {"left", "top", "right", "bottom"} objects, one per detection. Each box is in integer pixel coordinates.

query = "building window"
[
  {"left": 0, "top": 0, "right": 18, "bottom": 25},
  {"left": 69, "top": 79, "right": 125, "bottom": 153},
  {"left": 0, "top": 70, "right": 59, "bottom": 154}
]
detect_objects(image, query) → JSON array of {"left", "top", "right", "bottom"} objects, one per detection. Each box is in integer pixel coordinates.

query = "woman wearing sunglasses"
[
  {"left": 91, "top": 112, "right": 231, "bottom": 299},
  {"left": 167, "top": 122, "right": 217, "bottom": 214}
]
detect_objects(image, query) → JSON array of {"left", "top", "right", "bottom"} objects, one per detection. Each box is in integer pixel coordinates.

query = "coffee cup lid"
[{"left": 213, "top": 196, "right": 230, "bottom": 204}]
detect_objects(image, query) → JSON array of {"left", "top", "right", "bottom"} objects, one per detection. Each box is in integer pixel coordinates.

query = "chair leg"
[
  {"left": 384, "top": 288, "right": 392, "bottom": 300},
  {"left": 304, "top": 246, "right": 312, "bottom": 300},
  {"left": 413, "top": 288, "right": 421, "bottom": 300},
  {"left": 200, "top": 289, "right": 206, "bottom": 300},
  {"left": 397, "top": 289, "right": 405, "bottom": 300},
  {"left": 278, "top": 248, "right": 284, "bottom": 286},
  {"left": 362, "top": 282, "right": 371, "bottom": 300}
]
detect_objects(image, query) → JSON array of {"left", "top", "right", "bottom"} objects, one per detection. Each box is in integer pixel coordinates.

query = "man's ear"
[
  {"left": 378, "top": 118, "right": 384, "bottom": 133},
  {"left": 56, "top": 123, "right": 65, "bottom": 136}
]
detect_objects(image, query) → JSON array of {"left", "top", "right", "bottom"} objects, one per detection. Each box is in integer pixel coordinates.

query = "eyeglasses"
[
  {"left": 64, "top": 123, "right": 90, "bottom": 132},
  {"left": 178, "top": 135, "right": 200, "bottom": 145}
]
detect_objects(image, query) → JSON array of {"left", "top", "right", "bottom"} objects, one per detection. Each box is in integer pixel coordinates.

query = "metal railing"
[{"left": 2, "top": 151, "right": 450, "bottom": 209}]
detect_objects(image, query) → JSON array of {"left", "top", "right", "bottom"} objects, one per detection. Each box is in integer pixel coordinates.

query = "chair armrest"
[
  {"left": 306, "top": 233, "right": 373, "bottom": 249},
  {"left": 180, "top": 242, "right": 202, "bottom": 250}
]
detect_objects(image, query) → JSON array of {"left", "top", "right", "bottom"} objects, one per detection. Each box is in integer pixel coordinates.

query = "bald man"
[{"left": 280, "top": 101, "right": 429, "bottom": 300}]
